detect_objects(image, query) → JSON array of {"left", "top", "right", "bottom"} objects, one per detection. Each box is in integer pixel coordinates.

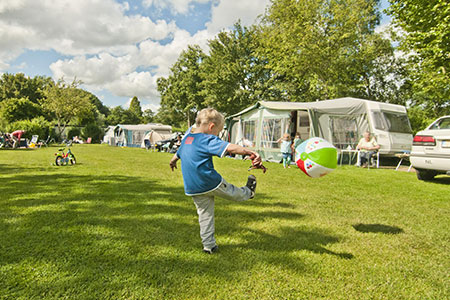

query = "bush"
[
  {"left": 67, "top": 127, "right": 82, "bottom": 140},
  {"left": 8, "top": 117, "right": 52, "bottom": 140},
  {"left": 81, "top": 123, "right": 103, "bottom": 143}
]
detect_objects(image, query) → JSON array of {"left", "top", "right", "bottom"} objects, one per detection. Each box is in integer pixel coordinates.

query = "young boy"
[{"left": 169, "top": 108, "right": 262, "bottom": 254}]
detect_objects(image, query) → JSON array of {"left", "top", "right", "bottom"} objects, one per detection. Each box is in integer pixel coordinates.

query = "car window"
[{"left": 429, "top": 117, "right": 450, "bottom": 130}]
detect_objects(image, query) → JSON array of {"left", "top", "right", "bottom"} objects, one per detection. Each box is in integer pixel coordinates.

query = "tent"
[
  {"left": 113, "top": 124, "right": 172, "bottom": 148},
  {"left": 225, "top": 98, "right": 412, "bottom": 162},
  {"left": 103, "top": 126, "right": 116, "bottom": 145},
  {"left": 140, "top": 130, "right": 173, "bottom": 149}
]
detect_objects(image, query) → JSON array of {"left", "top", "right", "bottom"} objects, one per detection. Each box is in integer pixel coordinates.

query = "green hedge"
[
  {"left": 7, "top": 117, "right": 52, "bottom": 140},
  {"left": 81, "top": 123, "right": 103, "bottom": 143}
]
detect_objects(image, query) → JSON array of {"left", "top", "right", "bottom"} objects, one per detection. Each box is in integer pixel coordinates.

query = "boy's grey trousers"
[{"left": 192, "top": 178, "right": 252, "bottom": 250}]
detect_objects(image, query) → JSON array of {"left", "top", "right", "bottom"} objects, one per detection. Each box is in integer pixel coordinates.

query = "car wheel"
[{"left": 416, "top": 169, "right": 437, "bottom": 181}]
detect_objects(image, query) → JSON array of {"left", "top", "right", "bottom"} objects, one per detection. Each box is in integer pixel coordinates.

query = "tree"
[
  {"left": 106, "top": 106, "right": 126, "bottom": 125},
  {"left": 157, "top": 45, "right": 207, "bottom": 127},
  {"left": 0, "top": 97, "right": 43, "bottom": 123},
  {"left": 128, "top": 96, "right": 143, "bottom": 123},
  {"left": 70, "top": 89, "right": 98, "bottom": 126},
  {"left": 41, "top": 79, "right": 94, "bottom": 139},
  {"left": 388, "top": 0, "right": 450, "bottom": 121},
  {"left": 0, "top": 73, "right": 52, "bottom": 105},
  {"left": 106, "top": 105, "right": 141, "bottom": 125},
  {"left": 260, "top": 0, "right": 385, "bottom": 101},
  {"left": 0, "top": 73, "right": 53, "bottom": 124},
  {"left": 202, "top": 23, "right": 282, "bottom": 115},
  {"left": 346, "top": 32, "right": 412, "bottom": 105},
  {"left": 142, "top": 109, "right": 154, "bottom": 123}
]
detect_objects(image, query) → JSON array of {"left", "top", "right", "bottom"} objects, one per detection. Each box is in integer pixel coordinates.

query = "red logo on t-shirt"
[{"left": 185, "top": 137, "right": 194, "bottom": 144}]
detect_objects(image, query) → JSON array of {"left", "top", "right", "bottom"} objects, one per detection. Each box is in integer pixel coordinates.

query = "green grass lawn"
[{"left": 0, "top": 145, "right": 449, "bottom": 300}]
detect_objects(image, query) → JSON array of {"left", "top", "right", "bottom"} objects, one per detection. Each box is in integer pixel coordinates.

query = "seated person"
[
  {"left": 356, "top": 131, "right": 380, "bottom": 167},
  {"left": 169, "top": 135, "right": 183, "bottom": 153},
  {"left": 73, "top": 136, "right": 84, "bottom": 144}
]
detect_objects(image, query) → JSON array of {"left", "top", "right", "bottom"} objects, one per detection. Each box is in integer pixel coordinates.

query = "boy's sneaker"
[
  {"left": 246, "top": 175, "right": 257, "bottom": 199},
  {"left": 203, "top": 245, "right": 218, "bottom": 254}
]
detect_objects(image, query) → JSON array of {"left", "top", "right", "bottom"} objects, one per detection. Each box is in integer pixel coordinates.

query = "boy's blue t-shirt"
[{"left": 176, "top": 131, "right": 229, "bottom": 196}]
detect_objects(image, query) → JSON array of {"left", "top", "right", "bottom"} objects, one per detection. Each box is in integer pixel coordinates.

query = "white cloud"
[
  {"left": 141, "top": 102, "right": 160, "bottom": 112},
  {"left": 0, "top": 0, "right": 176, "bottom": 65},
  {"left": 49, "top": 27, "right": 213, "bottom": 105},
  {"left": 2, "top": 0, "right": 271, "bottom": 108},
  {"left": 107, "top": 72, "right": 158, "bottom": 99},
  {"left": 206, "top": 0, "right": 270, "bottom": 33},
  {"left": 142, "top": 0, "right": 210, "bottom": 15}
]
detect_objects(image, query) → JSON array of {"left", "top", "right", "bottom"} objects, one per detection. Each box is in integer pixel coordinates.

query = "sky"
[{"left": 0, "top": 0, "right": 391, "bottom": 113}]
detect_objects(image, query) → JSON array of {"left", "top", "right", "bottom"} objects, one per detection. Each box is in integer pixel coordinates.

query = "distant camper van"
[{"left": 225, "top": 98, "right": 413, "bottom": 162}]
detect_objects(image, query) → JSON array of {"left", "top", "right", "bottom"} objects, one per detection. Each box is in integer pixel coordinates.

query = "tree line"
[
  {"left": 0, "top": 74, "right": 153, "bottom": 142},
  {"left": 157, "top": 0, "right": 449, "bottom": 132}
]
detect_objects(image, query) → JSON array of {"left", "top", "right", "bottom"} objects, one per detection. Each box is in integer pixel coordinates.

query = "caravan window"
[
  {"left": 373, "top": 111, "right": 412, "bottom": 133},
  {"left": 382, "top": 112, "right": 412, "bottom": 133},
  {"left": 262, "top": 118, "right": 289, "bottom": 148},
  {"left": 372, "top": 112, "right": 385, "bottom": 131},
  {"left": 329, "top": 117, "right": 358, "bottom": 149},
  {"left": 243, "top": 120, "right": 256, "bottom": 147}
]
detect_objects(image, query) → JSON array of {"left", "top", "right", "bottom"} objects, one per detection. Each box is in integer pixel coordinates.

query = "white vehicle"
[{"left": 410, "top": 116, "right": 450, "bottom": 180}]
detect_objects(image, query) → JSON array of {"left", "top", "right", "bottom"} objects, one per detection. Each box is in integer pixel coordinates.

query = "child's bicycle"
[{"left": 54, "top": 143, "right": 76, "bottom": 166}]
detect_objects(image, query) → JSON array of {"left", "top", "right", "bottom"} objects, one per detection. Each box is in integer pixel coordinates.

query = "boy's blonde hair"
[{"left": 195, "top": 108, "right": 225, "bottom": 128}]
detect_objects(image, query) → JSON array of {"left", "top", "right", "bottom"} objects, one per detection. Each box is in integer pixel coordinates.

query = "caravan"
[{"left": 225, "top": 98, "right": 413, "bottom": 162}]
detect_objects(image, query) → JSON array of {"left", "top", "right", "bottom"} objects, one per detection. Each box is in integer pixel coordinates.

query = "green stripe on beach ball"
[{"left": 308, "top": 147, "right": 337, "bottom": 169}]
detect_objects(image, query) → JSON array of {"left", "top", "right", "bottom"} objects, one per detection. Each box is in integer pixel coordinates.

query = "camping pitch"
[
  {"left": 106, "top": 124, "right": 172, "bottom": 148},
  {"left": 225, "top": 98, "right": 413, "bottom": 162}
]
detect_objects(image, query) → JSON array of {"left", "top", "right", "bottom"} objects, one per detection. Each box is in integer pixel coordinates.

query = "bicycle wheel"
[
  {"left": 69, "top": 154, "right": 76, "bottom": 165},
  {"left": 55, "top": 156, "right": 63, "bottom": 166}
]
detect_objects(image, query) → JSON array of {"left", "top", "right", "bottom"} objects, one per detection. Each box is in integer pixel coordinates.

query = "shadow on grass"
[
  {"left": 352, "top": 223, "right": 404, "bottom": 234},
  {"left": 428, "top": 176, "right": 450, "bottom": 185},
  {"left": 0, "top": 167, "right": 352, "bottom": 298}
]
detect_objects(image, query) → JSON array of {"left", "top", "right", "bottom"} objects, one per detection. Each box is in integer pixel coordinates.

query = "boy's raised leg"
[{"left": 213, "top": 177, "right": 255, "bottom": 201}]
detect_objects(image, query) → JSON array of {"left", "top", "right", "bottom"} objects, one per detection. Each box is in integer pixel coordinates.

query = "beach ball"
[{"left": 295, "top": 137, "right": 337, "bottom": 178}]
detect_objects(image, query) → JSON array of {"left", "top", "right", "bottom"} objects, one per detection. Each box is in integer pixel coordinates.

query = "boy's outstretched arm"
[
  {"left": 169, "top": 154, "right": 179, "bottom": 171},
  {"left": 226, "top": 144, "right": 262, "bottom": 167}
]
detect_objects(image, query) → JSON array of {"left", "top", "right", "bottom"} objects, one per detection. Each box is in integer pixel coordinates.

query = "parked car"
[{"left": 410, "top": 115, "right": 450, "bottom": 180}]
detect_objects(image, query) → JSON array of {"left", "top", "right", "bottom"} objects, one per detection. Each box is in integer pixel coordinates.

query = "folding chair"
[
  {"left": 40, "top": 136, "right": 53, "bottom": 147},
  {"left": 357, "top": 151, "right": 380, "bottom": 169},
  {"left": 367, "top": 151, "right": 380, "bottom": 169},
  {"left": 28, "top": 135, "right": 39, "bottom": 148}
]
